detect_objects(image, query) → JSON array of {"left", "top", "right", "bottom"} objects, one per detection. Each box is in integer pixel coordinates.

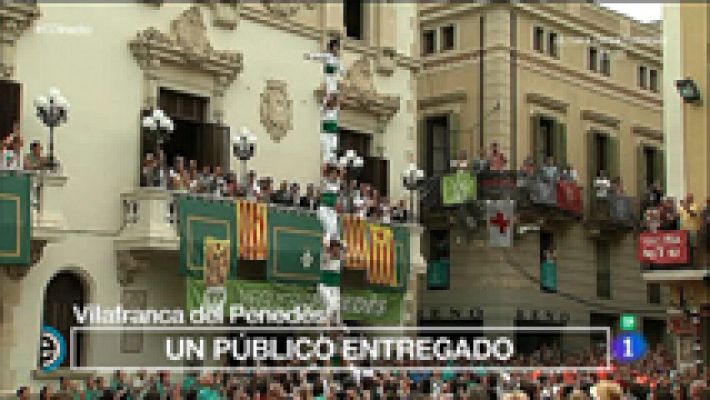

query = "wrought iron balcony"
[{"left": 584, "top": 193, "right": 636, "bottom": 234}]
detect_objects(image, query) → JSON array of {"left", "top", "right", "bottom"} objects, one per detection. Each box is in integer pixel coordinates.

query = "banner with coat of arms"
[{"left": 441, "top": 171, "right": 477, "bottom": 206}]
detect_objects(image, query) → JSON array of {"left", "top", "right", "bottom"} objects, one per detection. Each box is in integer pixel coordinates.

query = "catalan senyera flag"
[
  {"left": 368, "top": 224, "right": 396, "bottom": 286},
  {"left": 342, "top": 214, "right": 369, "bottom": 269},
  {"left": 237, "top": 200, "right": 268, "bottom": 260}
]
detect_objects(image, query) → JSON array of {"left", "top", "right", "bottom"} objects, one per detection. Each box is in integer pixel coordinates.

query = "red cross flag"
[{"left": 487, "top": 200, "right": 514, "bottom": 247}]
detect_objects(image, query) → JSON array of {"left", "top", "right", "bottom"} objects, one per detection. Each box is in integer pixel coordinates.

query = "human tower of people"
[{"left": 304, "top": 38, "right": 347, "bottom": 327}]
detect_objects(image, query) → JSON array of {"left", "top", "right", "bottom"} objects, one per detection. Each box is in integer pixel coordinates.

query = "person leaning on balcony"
[
  {"left": 659, "top": 197, "right": 680, "bottom": 231},
  {"left": 540, "top": 156, "right": 558, "bottom": 183},
  {"left": 560, "top": 163, "right": 578, "bottom": 182},
  {"left": 680, "top": 193, "right": 701, "bottom": 251},
  {"left": 488, "top": 141, "right": 507, "bottom": 171},
  {"left": 472, "top": 147, "right": 490, "bottom": 174},
  {"left": 1, "top": 124, "right": 23, "bottom": 171},
  {"left": 593, "top": 170, "right": 611, "bottom": 199},
  {"left": 24, "top": 140, "right": 46, "bottom": 170},
  {"left": 300, "top": 183, "right": 318, "bottom": 211},
  {"left": 450, "top": 149, "right": 470, "bottom": 171},
  {"left": 273, "top": 180, "right": 289, "bottom": 204}
]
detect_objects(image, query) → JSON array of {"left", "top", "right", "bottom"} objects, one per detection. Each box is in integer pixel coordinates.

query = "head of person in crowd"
[
  {"left": 188, "top": 159, "right": 198, "bottom": 174},
  {"left": 327, "top": 38, "right": 340, "bottom": 56}
]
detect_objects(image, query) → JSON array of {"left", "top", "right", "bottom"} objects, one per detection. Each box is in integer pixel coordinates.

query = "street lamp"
[
  {"left": 141, "top": 108, "right": 174, "bottom": 157},
  {"left": 232, "top": 127, "right": 257, "bottom": 189},
  {"left": 402, "top": 163, "right": 425, "bottom": 222},
  {"left": 34, "top": 87, "right": 69, "bottom": 171},
  {"left": 338, "top": 149, "right": 364, "bottom": 213}
]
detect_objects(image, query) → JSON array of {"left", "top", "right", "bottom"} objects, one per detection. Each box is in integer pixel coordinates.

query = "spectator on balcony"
[
  {"left": 300, "top": 183, "right": 319, "bottom": 211},
  {"left": 611, "top": 177, "right": 625, "bottom": 196},
  {"left": 593, "top": 170, "right": 612, "bottom": 199},
  {"left": 472, "top": 148, "right": 490, "bottom": 174},
  {"left": 540, "top": 156, "right": 558, "bottom": 183},
  {"left": 213, "top": 166, "right": 226, "bottom": 196},
  {"left": 169, "top": 156, "right": 186, "bottom": 190},
  {"left": 141, "top": 153, "right": 158, "bottom": 187},
  {"left": 289, "top": 183, "right": 301, "bottom": 207},
  {"left": 659, "top": 197, "right": 679, "bottom": 231},
  {"left": 24, "top": 140, "right": 46, "bottom": 171},
  {"left": 560, "top": 163, "right": 578, "bottom": 182},
  {"left": 197, "top": 165, "right": 212, "bottom": 193},
  {"left": 392, "top": 199, "right": 408, "bottom": 222},
  {"left": 368, "top": 189, "right": 381, "bottom": 219},
  {"left": 520, "top": 156, "right": 535, "bottom": 177},
  {"left": 646, "top": 181, "right": 663, "bottom": 210},
  {"left": 259, "top": 177, "right": 274, "bottom": 203},
  {"left": 680, "top": 194, "right": 700, "bottom": 251},
  {"left": 273, "top": 180, "right": 290, "bottom": 204},
  {"left": 1, "top": 127, "right": 23, "bottom": 171},
  {"left": 245, "top": 170, "right": 260, "bottom": 201},
  {"left": 643, "top": 207, "right": 662, "bottom": 233},
  {"left": 450, "top": 149, "right": 470, "bottom": 172},
  {"left": 488, "top": 142, "right": 508, "bottom": 171},
  {"left": 380, "top": 196, "right": 392, "bottom": 224}
]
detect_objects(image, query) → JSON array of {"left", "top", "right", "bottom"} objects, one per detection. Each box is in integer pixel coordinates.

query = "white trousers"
[
  {"left": 325, "top": 74, "right": 339, "bottom": 95},
  {"left": 320, "top": 133, "right": 338, "bottom": 164},
  {"left": 317, "top": 205, "right": 339, "bottom": 242},
  {"left": 318, "top": 283, "right": 341, "bottom": 325}
]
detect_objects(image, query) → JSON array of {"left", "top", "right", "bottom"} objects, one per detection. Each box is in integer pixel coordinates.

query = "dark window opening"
[
  {"left": 600, "top": 52, "right": 611, "bottom": 76},
  {"left": 594, "top": 133, "right": 609, "bottom": 177},
  {"left": 588, "top": 47, "right": 598, "bottom": 71},
  {"left": 590, "top": 313, "right": 618, "bottom": 347},
  {"left": 649, "top": 69, "right": 659, "bottom": 92},
  {"left": 425, "top": 115, "right": 450, "bottom": 177},
  {"left": 548, "top": 32, "right": 559, "bottom": 58},
  {"left": 540, "top": 117, "right": 555, "bottom": 160},
  {"left": 595, "top": 241, "right": 611, "bottom": 300},
  {"left": 343, "top": 0, "right": 364, "bottom": 40},
  {"left": 441, "top": 25, "right": 455, "bottom": 51},
  {"left": 422, "top": 30, "right": 436, "bottom": 55},
  {"left": 540, "top": 231, "right": 554, "bottom": 263},
  {"left": 647, "top": 283, "right": 661, "bottom": 305},
  {"left": 43, "top": 272, "right": 86, "bottom": 368},
  {"left": 142, "top": 88, "right": 229, "bottom": 174},
  {"left": 533, "top": 26, "right": 544, "bottom": 52},
  {"left": 338, "top": 129, "right": 371, "bottom": 157},
  {"left": 0, "top": 80, "right": 22, "bottom": 142},
  {"left": 644, "top": 147, "right": 657, "bottom": 187},
  {"left": 639, "top": 66, "right": 648, "bottom": 89}
]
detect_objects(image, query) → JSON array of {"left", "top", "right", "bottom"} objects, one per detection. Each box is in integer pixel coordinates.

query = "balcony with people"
[{"left": 640, "top": 192, "right": 710, "bottom": 278}]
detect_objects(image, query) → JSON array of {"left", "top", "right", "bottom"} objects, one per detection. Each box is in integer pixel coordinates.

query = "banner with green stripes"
[{"left": 0, "top": 173, "right": 31, "bottom": 265}]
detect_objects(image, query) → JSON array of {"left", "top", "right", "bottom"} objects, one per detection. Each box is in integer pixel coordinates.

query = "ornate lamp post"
[
  {"left": 232, "top": 127, "right": 256, "bottom": 189},
  {"left": 141, "top": 108, "right": 174, "bottom": 157},
  {"left": 34, "top": 87, "right": 69, "bottom": 171},
  {"left": 338, "top": 149, "right": 364, "bottom": 213},
  {"left": 402, "top": 163, "right": 425, "bottom": 222}
]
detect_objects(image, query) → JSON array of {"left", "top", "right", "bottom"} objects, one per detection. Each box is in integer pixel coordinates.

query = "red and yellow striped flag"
[
  {"left": 368, "top": 225, "right": 396, "bottom": 286},
  {"left": 237, "top": 200, "right": 268, "bottom": 260},
  {"left": 342, "top": 214, "right": 369, "bottom": 269}
]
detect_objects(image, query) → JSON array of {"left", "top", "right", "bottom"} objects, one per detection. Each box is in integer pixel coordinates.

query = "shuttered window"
[{"left": 0, "top": 80, "right": 22, "bottom": 141}]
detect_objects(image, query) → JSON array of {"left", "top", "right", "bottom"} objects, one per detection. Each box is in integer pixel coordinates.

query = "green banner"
[
  {"left": 187, "top": 279, "right": 403, "bottom": 325},
  {"left": 178, "top": 197, "right": 237, "bottom": 278},
  {"left": 540, "top": 261, "right": 558, "bottom": 292},
  {"left": 0, "top": 173, "right": 31, "bottom": 265},
  {"left": 392, "top": 225, "right": 410, "bottom": 292},
  {"left": 442, "top": 171, "right": 477, "bottom": 205},
  {"left": 267, "top": 208, "right": 322, "bottom": 284},
  {"left": 427, "top": 259, "right": 450, "bottom": 289}
]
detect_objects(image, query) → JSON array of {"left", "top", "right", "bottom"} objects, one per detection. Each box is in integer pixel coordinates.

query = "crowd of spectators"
[
  {"left": 141, "top": 153, "right": 409, "bottom": 224},
  {"left": 16, "top": 344, "right": 708, "bottom": 400}
]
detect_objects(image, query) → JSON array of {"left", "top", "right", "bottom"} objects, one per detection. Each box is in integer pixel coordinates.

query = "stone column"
[{"left": 482, "top": 7, "right": 512, "bottom": 157}]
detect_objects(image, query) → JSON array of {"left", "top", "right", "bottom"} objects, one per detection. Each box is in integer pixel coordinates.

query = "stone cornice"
[
  {"left": 315, "top": 85, "right": 400, "bottom": 122},
  {"left": 632, "top": 125, "right": 663, "bottom": 142},
  {"left": 418, "top": 90, "right": 467, "bottom": 109},
  {"left": 525, "top": 93, "right": 569, "bottom": 113},
  {"left": 581, "top": 109, "right": 620, "bottom": 129},
  {"left": 129, "top": 7, "right": 243, "bottom": 86}
]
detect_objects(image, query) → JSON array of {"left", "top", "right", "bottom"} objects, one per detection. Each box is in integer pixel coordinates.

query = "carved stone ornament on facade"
[
  {"left": 261, "top": 0, "right": 301, "bottom": 18},
  {"left": 0, "top": 3, "right": 41, "bottom": 78},
  {"left": 116, "top": 250, "right": 149, "bottom": 286},
  {"left": 129, "top": 6, "right": 243, "bottom": 86},
  {"left": 203, "top": 0, "right": 241, "bottom": 30},
  {"left": 260, "top": 80, "right": 294, "bottom": 142},
  {"left": 315, "top": 55, "right": 400, "bottom": 121}
]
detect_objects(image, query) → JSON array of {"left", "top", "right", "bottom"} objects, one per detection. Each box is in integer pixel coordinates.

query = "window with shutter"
[
  {"left": 554, "top": 122, "right": 567, "bottom": 168},
  {"left": 0, "top": 80, "right": 22, "bottom": 141}
]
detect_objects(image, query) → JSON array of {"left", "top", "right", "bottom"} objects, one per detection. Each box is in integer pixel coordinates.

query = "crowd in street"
[
  {"left": 16, "top": 343, "right": 709, "bottom": 400},
  {"left": 141, "top": 153, "right": 409, "bottom": 224}
]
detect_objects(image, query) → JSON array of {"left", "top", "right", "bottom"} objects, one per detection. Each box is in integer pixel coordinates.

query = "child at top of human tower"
[{"left": 304, "top": 38, "right": 345, "bottom": 94}]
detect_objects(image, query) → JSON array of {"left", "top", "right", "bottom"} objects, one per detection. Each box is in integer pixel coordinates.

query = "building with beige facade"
[
  {"left": 417, "top": 2, "right": 668, "bottom": 351},
  {"left": 643, "top": 2, "right": 709, "bottom": 370},
  {"left": 0, "top": 1, "right": 423, "bottom": 391}
]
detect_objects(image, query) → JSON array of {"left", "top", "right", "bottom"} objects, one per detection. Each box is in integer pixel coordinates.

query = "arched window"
[{"left": 42, "top": 271, "right": 86, "bottom": 368}]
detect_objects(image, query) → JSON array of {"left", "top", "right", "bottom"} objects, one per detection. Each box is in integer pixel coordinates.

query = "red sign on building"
[
  {"left": 638, "top": 230, "right": 689, "bottom": 265},
  {"left": 556, "top": 181, "right": 583, "bottom": 214}
]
